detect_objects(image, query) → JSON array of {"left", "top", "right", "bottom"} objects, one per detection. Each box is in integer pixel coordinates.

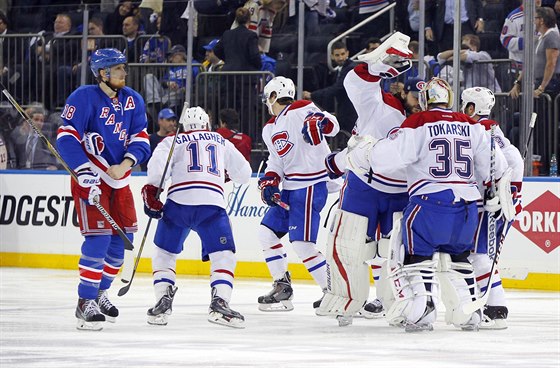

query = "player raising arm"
[
  {"left": 257, "top": 76, "right": 340, "bottom": 312},
  {"left": 57, "top": 48, "right": 150, "bottom": 330},
  {"left": 460, "top": 87, "right": 523, "bottom": 329},
  {"left": 142, "top": 106, "right": 251, "bottom": 328},
  {"left": 346, "top": 78, "right": 510, "bottom": 332}
]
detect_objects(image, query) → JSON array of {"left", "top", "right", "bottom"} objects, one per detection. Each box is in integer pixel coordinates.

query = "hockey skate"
[
  {"left": 97, "top": 289, "right": 118, "bottom": 323},
  {"left": 356, "top": 299, "right": 384, "bottom": 319},
  {"left": 257, "top": 272, "right": 294, "bottom": 312},
  {"left": 208, "top": 291, "right": 245, "bottom": 329},
  {"left": 404, "top": 321, "right": 434, "bottom": 333},
  {"left": 459, "top": 310, "right": 482, "bottom": 331},
  {"left": 147, "top": 285, "right": 178, "bottom": 326},
  {"left": 76, "top": 298, "right": 105, "bottom": 331},
  {"left": 481, "top": 305, "right": 508, "bottom": 330}
]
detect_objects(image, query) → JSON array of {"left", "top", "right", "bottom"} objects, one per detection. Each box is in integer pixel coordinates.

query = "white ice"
[{"left": 1, "top": 267, "right": 559, "bottom": 368}]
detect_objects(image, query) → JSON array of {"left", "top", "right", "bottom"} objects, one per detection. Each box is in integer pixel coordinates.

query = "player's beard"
[{"left": 110, "top": 77, "right": 126, "bottom": 90}]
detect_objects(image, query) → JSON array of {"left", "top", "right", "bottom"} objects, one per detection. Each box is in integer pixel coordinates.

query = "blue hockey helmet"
[{"left": 90, "top": 48, "right": 127, "bottom": 78}]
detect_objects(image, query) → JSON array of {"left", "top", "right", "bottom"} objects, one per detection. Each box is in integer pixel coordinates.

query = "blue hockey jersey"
[{"left": 57, "top": 85, "right": 150, "bottom": 189}]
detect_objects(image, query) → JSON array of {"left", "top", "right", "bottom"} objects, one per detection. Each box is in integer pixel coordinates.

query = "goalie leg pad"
[
  {"left": 318, "top": 210, "right": 375, "bottom": 316},
  {"left": 438, "top": 253, "right": 481, "bottom": 330},
  {"left": 384, "top": 256, "right": 439, "bottom": 328}
]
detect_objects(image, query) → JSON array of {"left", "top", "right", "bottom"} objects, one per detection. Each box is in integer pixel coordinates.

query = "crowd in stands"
[{"left": 0, "top": 0, "right": 559, "bottom": 173}]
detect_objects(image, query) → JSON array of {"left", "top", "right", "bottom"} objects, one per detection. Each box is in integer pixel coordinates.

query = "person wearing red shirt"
[{"left": 215, "top": 108, "right": 252, "bottom": 162}]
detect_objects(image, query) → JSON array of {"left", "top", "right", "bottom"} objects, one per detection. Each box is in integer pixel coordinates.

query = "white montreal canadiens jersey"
[
  {"left": 344, "top": 63, "right": 408, "bottom": 193},
  {"left": 262, "top": 100, "right": 340, "bottom": 191},
  {"left": 369, "top": 108, "right": 508, "bottom": 201},
  {"left": 147, "top": 130, "right": 251, "bottom": 208}
]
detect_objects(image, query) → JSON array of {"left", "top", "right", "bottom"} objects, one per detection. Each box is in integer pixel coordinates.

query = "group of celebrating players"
[{"left": 55, "top": 31, "right": 523, "bottom": 332}]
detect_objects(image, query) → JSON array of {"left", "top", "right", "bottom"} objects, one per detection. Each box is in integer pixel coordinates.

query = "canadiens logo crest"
[
  {"left": 271, "top": 131, "right": 293, "bottom": 157},
  {"left": 387, "top": 126, "right": 401, "bottom": 140}
]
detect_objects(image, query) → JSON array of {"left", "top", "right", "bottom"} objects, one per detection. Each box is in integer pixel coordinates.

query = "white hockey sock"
[
  {"left": 259, "top": 225, "right": 288, "bottom": 280},
  {"left": 152, "top": 246, "right": 178, "bottom": 300},
  {"left": 292, "top": 241, "right": 327, "bottom": 289},
  {"left": 469, "top": 253, "right": 507, "bottom": 307},
  {"left": 209, "top": 251, "right": 236, "bottom": 302}
]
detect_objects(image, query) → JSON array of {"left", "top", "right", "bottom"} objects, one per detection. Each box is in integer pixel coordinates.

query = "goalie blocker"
[{"left": 318, "top": 209, "right": 376, "bottom": 317}]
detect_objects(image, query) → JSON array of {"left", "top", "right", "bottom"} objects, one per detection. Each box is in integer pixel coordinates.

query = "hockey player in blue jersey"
[{"left": 56, "top": 48, "right": 150, "bottom": 330}]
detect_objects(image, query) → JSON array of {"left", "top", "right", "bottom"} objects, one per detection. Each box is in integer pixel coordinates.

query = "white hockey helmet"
[
  {"left": 180, "top": 106, "right": 209, "bottom": 131},
  {"left": 262, "top": 76, "right": 295, "bottom": 115},
  {"left": 419, "top": 77, "right": 454, "bottom": 111},
  {"left": 460, "top": 87, "right": 495, "bottom": 117}
]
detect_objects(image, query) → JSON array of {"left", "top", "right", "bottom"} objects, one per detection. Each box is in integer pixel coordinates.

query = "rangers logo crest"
[{"left": 271, "top": 131, "right": 293, "bottom": 157}]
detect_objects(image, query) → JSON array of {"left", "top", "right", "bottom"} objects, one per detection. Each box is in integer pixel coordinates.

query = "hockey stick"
[
  {"left": 522, "top": 112, "right": 538, "bottom": 160},
  {"left": 462, "top": 124, "right": 499, "bottom": 316},
  {"left": 0, "top": 82, "right": 134, "bottom": 253},
  {"left": 256, "top": 160, "right": 290, "bottom": 210},
  {"left": 118, "top": 103, "right": 184, "bottom": 296}
]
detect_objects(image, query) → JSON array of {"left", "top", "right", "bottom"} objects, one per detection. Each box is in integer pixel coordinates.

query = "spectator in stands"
[
  {"left": 122, "top": 16, "right": 144, "bottom": 63},
  {"left": 0, "top": 10, "right": 22, "bottom": 96},
  {"left": 31, "top": 13, "right": 79, "bottom": 108},
  {"left": 73, "top": 17, "right": 111, "bottom": 83},
  {"left": 215, "top": 108, "right": 252, "bottom": 162},
  {"left": 437, "top": 34, "right": 502, "bottom": 92},
  {"left": 213, "top": 8, "right": 262, "bottom": 72},
  {"left": 304, "top": 0, "right": 336, "bottom": 36},
  {"left": 140, "top": 14, "right": 171, "bottom": 63},
  {"left": 510, "top": 6, "right": 560, "bottom": 98},
  {"left": 499, "top": 1, "right": 526, "bottom": 66},
  {"left": 365, "top": 37, "right": 381, "bottom": 53},
  {"left": 201, "top": 39, "right": 224, "bottom": 72},
  {"left": 141, "top": 107, "right": 177, "bottom": 171},
  {"left": 144, "top": 44, "right": 200, "bottom": 112},
  {"left": 105, "top": 1, "right": 135, "bottom": 35},
  {"left": 554, "top": 0, "right": 560, "bottom": 27},
  {"left": 10, "top": 106, "right": 58, "bottom": 170},
  {"left": 231, "top": 0, "right": 286, "bottom": 54},
  {"left": 425, "top": 0, "right": 484, "bottom": 54},
  {"left": 303, "top": 40, "right": 357, "bottom": 132},
  {"left": 138, "top": 0, "right": 162, "bottom": 34}
]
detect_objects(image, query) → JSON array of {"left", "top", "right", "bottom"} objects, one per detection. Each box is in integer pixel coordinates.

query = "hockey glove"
[
  {"left": 483, "top": 188, "right": 501, "bottom": 217},
  {"left": 76, "top": 168, "right": 102, "bottom": 205},
  {"left": 142, "top": 184, "right": 164, "bottom": 219},
  {"left": 258, "top": 174, "right": 280, "bottom": 207},
  {"left": 325, "top": 152, "right": 345, "bottom": 179},
  {"left": 83, "top": 132, "right": 105, "bottom": 156},
  {"left": 302, "top": 112, "right": 328, "bottom": 146}
]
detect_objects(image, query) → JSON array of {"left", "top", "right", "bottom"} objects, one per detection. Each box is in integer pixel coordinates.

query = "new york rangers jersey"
[
  {"left": 344, "top": 63, "right": 408, "bottom": 194},
  {"left": 262, "top": 100, "right": 339, "bottom": 191},
  {"left": 368, "top": 108, "right": 508, "bottom": 201},
  {"left": 500, "top": 6, "right": 524, "bottom": 63},
  {"left": 57, "top": 85, "right": 150, "bottom": 189},
  {"left": 147, "top": 130, "right": 251, "bottom": 209}
]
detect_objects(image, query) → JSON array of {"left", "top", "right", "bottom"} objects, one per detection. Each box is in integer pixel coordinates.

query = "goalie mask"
[
  {"left": 180, "top": 106, "right": 210, "bottom": 131},
  {"left": 419, "top": 77, "right": 454, "bottom": 111},
  {"left": 460, "top": 87, "right": 495, "bottom": 117},
  {"left": 262, "top": 76, "right": 295, "bottom": 115}
]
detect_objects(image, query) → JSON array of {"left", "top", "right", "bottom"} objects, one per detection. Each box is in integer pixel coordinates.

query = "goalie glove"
[
  {"left": 302, "top": 112, "right": 328, "bottom": 146},
  {"left": 75, "top": 168, "right": 102, "bottom": 205},
  {"left": 258, "top": 173, "right": 280, "bottom": 207},
  {"left": 357, "top": 31, "right": 413, "bottom": 78},
  {"left": 142, "top": 184, "right": 164, "bottom": 219}
]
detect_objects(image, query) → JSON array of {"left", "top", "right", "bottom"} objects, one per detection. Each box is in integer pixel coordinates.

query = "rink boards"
[{"left": 0, "top": 171, "right": 558, "bottom": 291}]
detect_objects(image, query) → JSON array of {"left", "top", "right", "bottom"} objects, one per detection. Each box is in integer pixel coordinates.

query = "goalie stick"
[
  {"left": 0, "top": 82, "right": 134, "bottom": 253},
  {"left": 118, "top": 103, "right": 185, "bottom": 296}
]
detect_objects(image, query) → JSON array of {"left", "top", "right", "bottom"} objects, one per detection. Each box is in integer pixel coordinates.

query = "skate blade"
[
  {"left": 480, "top": 319, "right": 507, "bottom": 330},
  {"left": 76, "top": 319, "right": 103, "bottom": 331},
  {"left": 315, "top": 308, "right": 329, "bottom": 317},
  {"left": 336, "top": 315, "right": 353, "bottom": 327},
  {"left": 103, "top": 315, "right": 116, "bottom": 323},
  {"left": 460, "top": 323, "right": 480, "bottom": 332},
  {"left": 258, "top": 300, "right": 294, "bottom": 312},
  {"left": 355, "top": 309, "right": 384, "bottom": 319},
  {"left": 404, "top": 322, "right": 433, "bottom": 333},
  {"left": 147, "top": 314, "right": 169, "bottom": 326},
  {"left": 208, "top": 313, "right": 245, "bottom": 329}
]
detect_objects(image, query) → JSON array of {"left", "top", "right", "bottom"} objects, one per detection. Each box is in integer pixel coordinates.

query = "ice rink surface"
[{"left": 0, "top": 267, "right": 559, "bottom": 368}]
